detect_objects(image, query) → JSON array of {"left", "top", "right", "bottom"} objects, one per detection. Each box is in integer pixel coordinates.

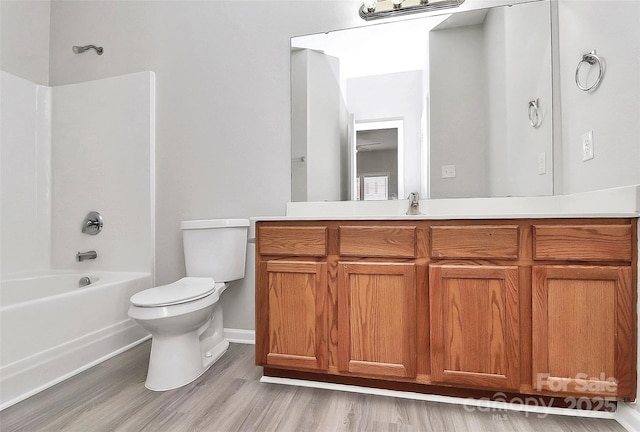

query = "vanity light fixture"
[{"left": 359, "top": 0, "right": 465, "bottom": 20}]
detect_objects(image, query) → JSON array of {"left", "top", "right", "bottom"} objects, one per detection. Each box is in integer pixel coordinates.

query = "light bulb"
[{"left": 363, "top": 0, "right": 377, "bottom": 12}]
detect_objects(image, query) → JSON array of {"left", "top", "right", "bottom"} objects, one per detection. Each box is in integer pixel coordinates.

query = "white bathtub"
[{"left": 0, "top": 271, "right": 152, "bottom": 410}]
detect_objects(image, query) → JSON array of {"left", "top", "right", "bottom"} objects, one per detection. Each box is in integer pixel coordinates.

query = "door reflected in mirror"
[
  {"left": 353, "top": 121, "right": 404, "bottom": 201},
  {"left": 291, "top": 0, "right": 554, "bottom": 202}
]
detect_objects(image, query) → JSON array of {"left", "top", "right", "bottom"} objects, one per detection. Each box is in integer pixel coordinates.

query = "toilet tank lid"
[{"left": 181, "top": 218, "right": 250, "bottom": 230}]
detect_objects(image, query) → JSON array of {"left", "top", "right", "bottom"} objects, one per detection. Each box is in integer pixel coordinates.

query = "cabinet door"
[
  {"left": 430, "top": 265, "right": 519, "bottom": 390},
  {"left": 258, "top": 260, "right": 328, "bottom": 371},
  {"left": 338, "top": 262, "right": 417, "bottom": 378},
  {"left": 532, "top": 265, "right": 634, "bottom": 398}
]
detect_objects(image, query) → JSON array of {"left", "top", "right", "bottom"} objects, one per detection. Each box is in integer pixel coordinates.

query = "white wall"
[
  {"left": 307, "top": 50, "right": 343, "bottom": 202},
  {"left": 47, "top": 0, "right": 363, "bottom": 330},
  {"left": 484, "top": 8, "right": 508, "bottom": 196},
  {"left": 292, "top": 49, "right": 344, "bottom": 202},
  {"left": 347, "top": 71, "right": 423, "bottom": 198},
  {"left": 0, "top": 0, "right": 51, "bottom": 85},
  {"left": 0, "top": 72, "right": 52, "bottom": 277},
  {"left": 0, "top": 71, "right": 154, "bottom": 277},
  {"left": 290, "top": 50, "right": 308, "bottom": 202},
  {"left": 558, "top": 0, "right": 640, "bottom": 195},
  {"left": 50, "top": 72, "right": 155, "bottom": 274}
]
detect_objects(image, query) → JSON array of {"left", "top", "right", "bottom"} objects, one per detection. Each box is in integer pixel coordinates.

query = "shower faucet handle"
[{"left": 82, "top": 211, "right": 103, "bottom": 235}]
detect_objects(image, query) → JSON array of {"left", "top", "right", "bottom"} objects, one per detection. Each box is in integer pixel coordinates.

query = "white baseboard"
[
  {"left": 616, "top": 403, "right": 640, "bottom": 432},
  {"left": 224, "top": 328, "right": 255, "bottom": 344},
  {"left": 260, "top": 376, "right": 619, "bottom": 421}
]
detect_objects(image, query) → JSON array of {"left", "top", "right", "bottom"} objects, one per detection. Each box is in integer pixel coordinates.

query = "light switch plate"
[
  {"left": 582, "top": 131, "right": 594, "bottom": 161},
  {"left": 538, "top": 152, "right": 546, "bottom": 175}
]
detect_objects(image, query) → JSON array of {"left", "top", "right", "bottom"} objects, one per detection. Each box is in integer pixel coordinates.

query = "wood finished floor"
[{"left": 0, "top": 342, "right": 627, "bottom": 432}]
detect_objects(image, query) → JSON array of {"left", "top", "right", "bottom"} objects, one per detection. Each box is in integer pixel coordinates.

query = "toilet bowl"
[{"left": 128, "top": 219, "right": 248, "bottom": 391}]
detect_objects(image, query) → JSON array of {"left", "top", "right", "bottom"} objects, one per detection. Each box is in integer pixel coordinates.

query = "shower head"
[{"left": 72, "top": 45, "right": 103, "bottom": 55}]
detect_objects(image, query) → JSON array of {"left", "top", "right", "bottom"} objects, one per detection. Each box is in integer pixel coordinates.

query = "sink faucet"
[
  {"left": 406, "top": 192, "right": 421, "bottom": 215},
  {"left": 77, "top": 251, "right": 97, "bottom": 262}
]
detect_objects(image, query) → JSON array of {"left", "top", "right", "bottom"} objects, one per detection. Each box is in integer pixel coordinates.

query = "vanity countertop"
[{"left": 251, "top": 185, "right": 640, "bottom": 222}]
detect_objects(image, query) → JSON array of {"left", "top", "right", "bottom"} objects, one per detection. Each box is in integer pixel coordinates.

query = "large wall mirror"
[{"left": 291, "top": 0, "right": 553, "bottom": 202}]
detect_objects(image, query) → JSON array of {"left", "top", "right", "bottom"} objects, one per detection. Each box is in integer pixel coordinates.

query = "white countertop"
[{"left": 251, "top": 185, "right": 640, "bottom": 222}]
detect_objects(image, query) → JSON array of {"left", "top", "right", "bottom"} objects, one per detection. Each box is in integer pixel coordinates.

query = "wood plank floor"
[{"left": 0, "top": 342, "right": 626, "bottom": 432}]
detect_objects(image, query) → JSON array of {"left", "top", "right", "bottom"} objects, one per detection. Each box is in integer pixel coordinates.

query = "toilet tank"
[{"left": 180, "top": 219, "right": 249, "bottom": 282}]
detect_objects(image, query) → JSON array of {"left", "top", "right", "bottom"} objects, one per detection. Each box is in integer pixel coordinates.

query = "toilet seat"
[{"left": 130, "top": 277, "right": 216, "bottom": 307}]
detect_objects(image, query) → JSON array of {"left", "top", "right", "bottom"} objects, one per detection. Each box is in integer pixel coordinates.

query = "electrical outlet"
[
  {"left": 442, "top": 165, "right": 456, "bottom": 178},
  {"left": 538, "top": 152, "right": 546, "bottom": 175},
  {"left": 582, "top": 130, "right": 594, "bottom": 161}
]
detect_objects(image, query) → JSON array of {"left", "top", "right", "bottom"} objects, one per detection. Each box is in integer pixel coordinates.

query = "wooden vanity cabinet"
[
  {"left": 337, "top": 261, "right": 417, "bottom": 378},
  {"left": 428, "top": 225, "right": 521, "bottom": 391},
  {"left": 258, "top": 260, "right": 328, "bottom": 371},
  {"left": 531, "top": 223, "right": 636, "bottom": 399},
  {"left": 532, "top": 265, "right": 633, "bottom": 398},
  {"left": 255, "top": 219, "right": 637, "bottom": 403},
  {"left": 429, "top": 264, "right": 520, "bottom": 390},
  {"left": 336, "top": 225, "right": 419, "bottom": 379},
  {"left": 255, "top": 225, "right": 329, "bottom": 372}
]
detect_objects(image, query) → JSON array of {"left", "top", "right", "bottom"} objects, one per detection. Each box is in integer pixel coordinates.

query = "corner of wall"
[{"left": 0, "top": 0, "right": 51, "bottom": 85}]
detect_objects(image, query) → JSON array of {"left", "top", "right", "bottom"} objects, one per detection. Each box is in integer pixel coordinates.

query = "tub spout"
[{"left": 77, "top": 251, "right": 97, "bottom": 262}]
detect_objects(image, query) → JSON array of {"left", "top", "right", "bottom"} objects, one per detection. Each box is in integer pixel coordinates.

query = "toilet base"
[
  {"left": 145, "top": 336, "right": 229, "bottom": 392},
  {"left": 202, "top": 338, "right": 230, "bottom": 371},
  {"left": 144, "top": 300, "right": 229, "bottom": 391}
]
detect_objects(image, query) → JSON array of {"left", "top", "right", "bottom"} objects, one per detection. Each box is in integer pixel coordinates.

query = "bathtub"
[{"left": 0, "top": 271, "right": 152, "bottom": 410}]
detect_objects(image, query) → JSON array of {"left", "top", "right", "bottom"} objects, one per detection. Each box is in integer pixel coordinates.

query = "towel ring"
[
  {"left": 575, "top": 49, "right": 604, "bottom": 92},
  {"left": 528, "top": 99, "right": 541, "bottom": 128}
]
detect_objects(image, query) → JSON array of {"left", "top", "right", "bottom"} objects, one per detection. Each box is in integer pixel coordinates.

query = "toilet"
[{"left": 128, "top": 218, "right": 249, "bottom": 391}]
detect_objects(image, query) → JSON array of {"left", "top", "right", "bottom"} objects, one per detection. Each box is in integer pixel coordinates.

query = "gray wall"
[
  {"left": 557, "top": 0, "right": 640, "bottom": 195},
  {"left": 429, "top": 24, "right": 488, "bottom": 199},
  {"left": 3, "top": 0, "right": 640, "bottom": 331},
  {"left": 0, "top": 0, "right": 50, "bottom": 85},
  {"left": 44, "top": 0, "right": 362, "bottom": 330},
  {"left": 430, "top": 1, "right": 553, "bottom": 199},
  {"left": 502, "top": 1, "right": 553, "bottom": 197}
]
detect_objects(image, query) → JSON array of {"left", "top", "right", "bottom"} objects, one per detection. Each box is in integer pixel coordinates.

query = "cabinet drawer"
[
  {"left": 339, "top": 226, "right": 416, "bottom": 258},
  {"left": 533, "top": 225, "right": 632, "bottom": 261},
  {"left": 258, "top": 226, "right": 327, "bottom": 256},
  {"left": 431, "top": 225, "right": 519, "bottom": 259}
]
